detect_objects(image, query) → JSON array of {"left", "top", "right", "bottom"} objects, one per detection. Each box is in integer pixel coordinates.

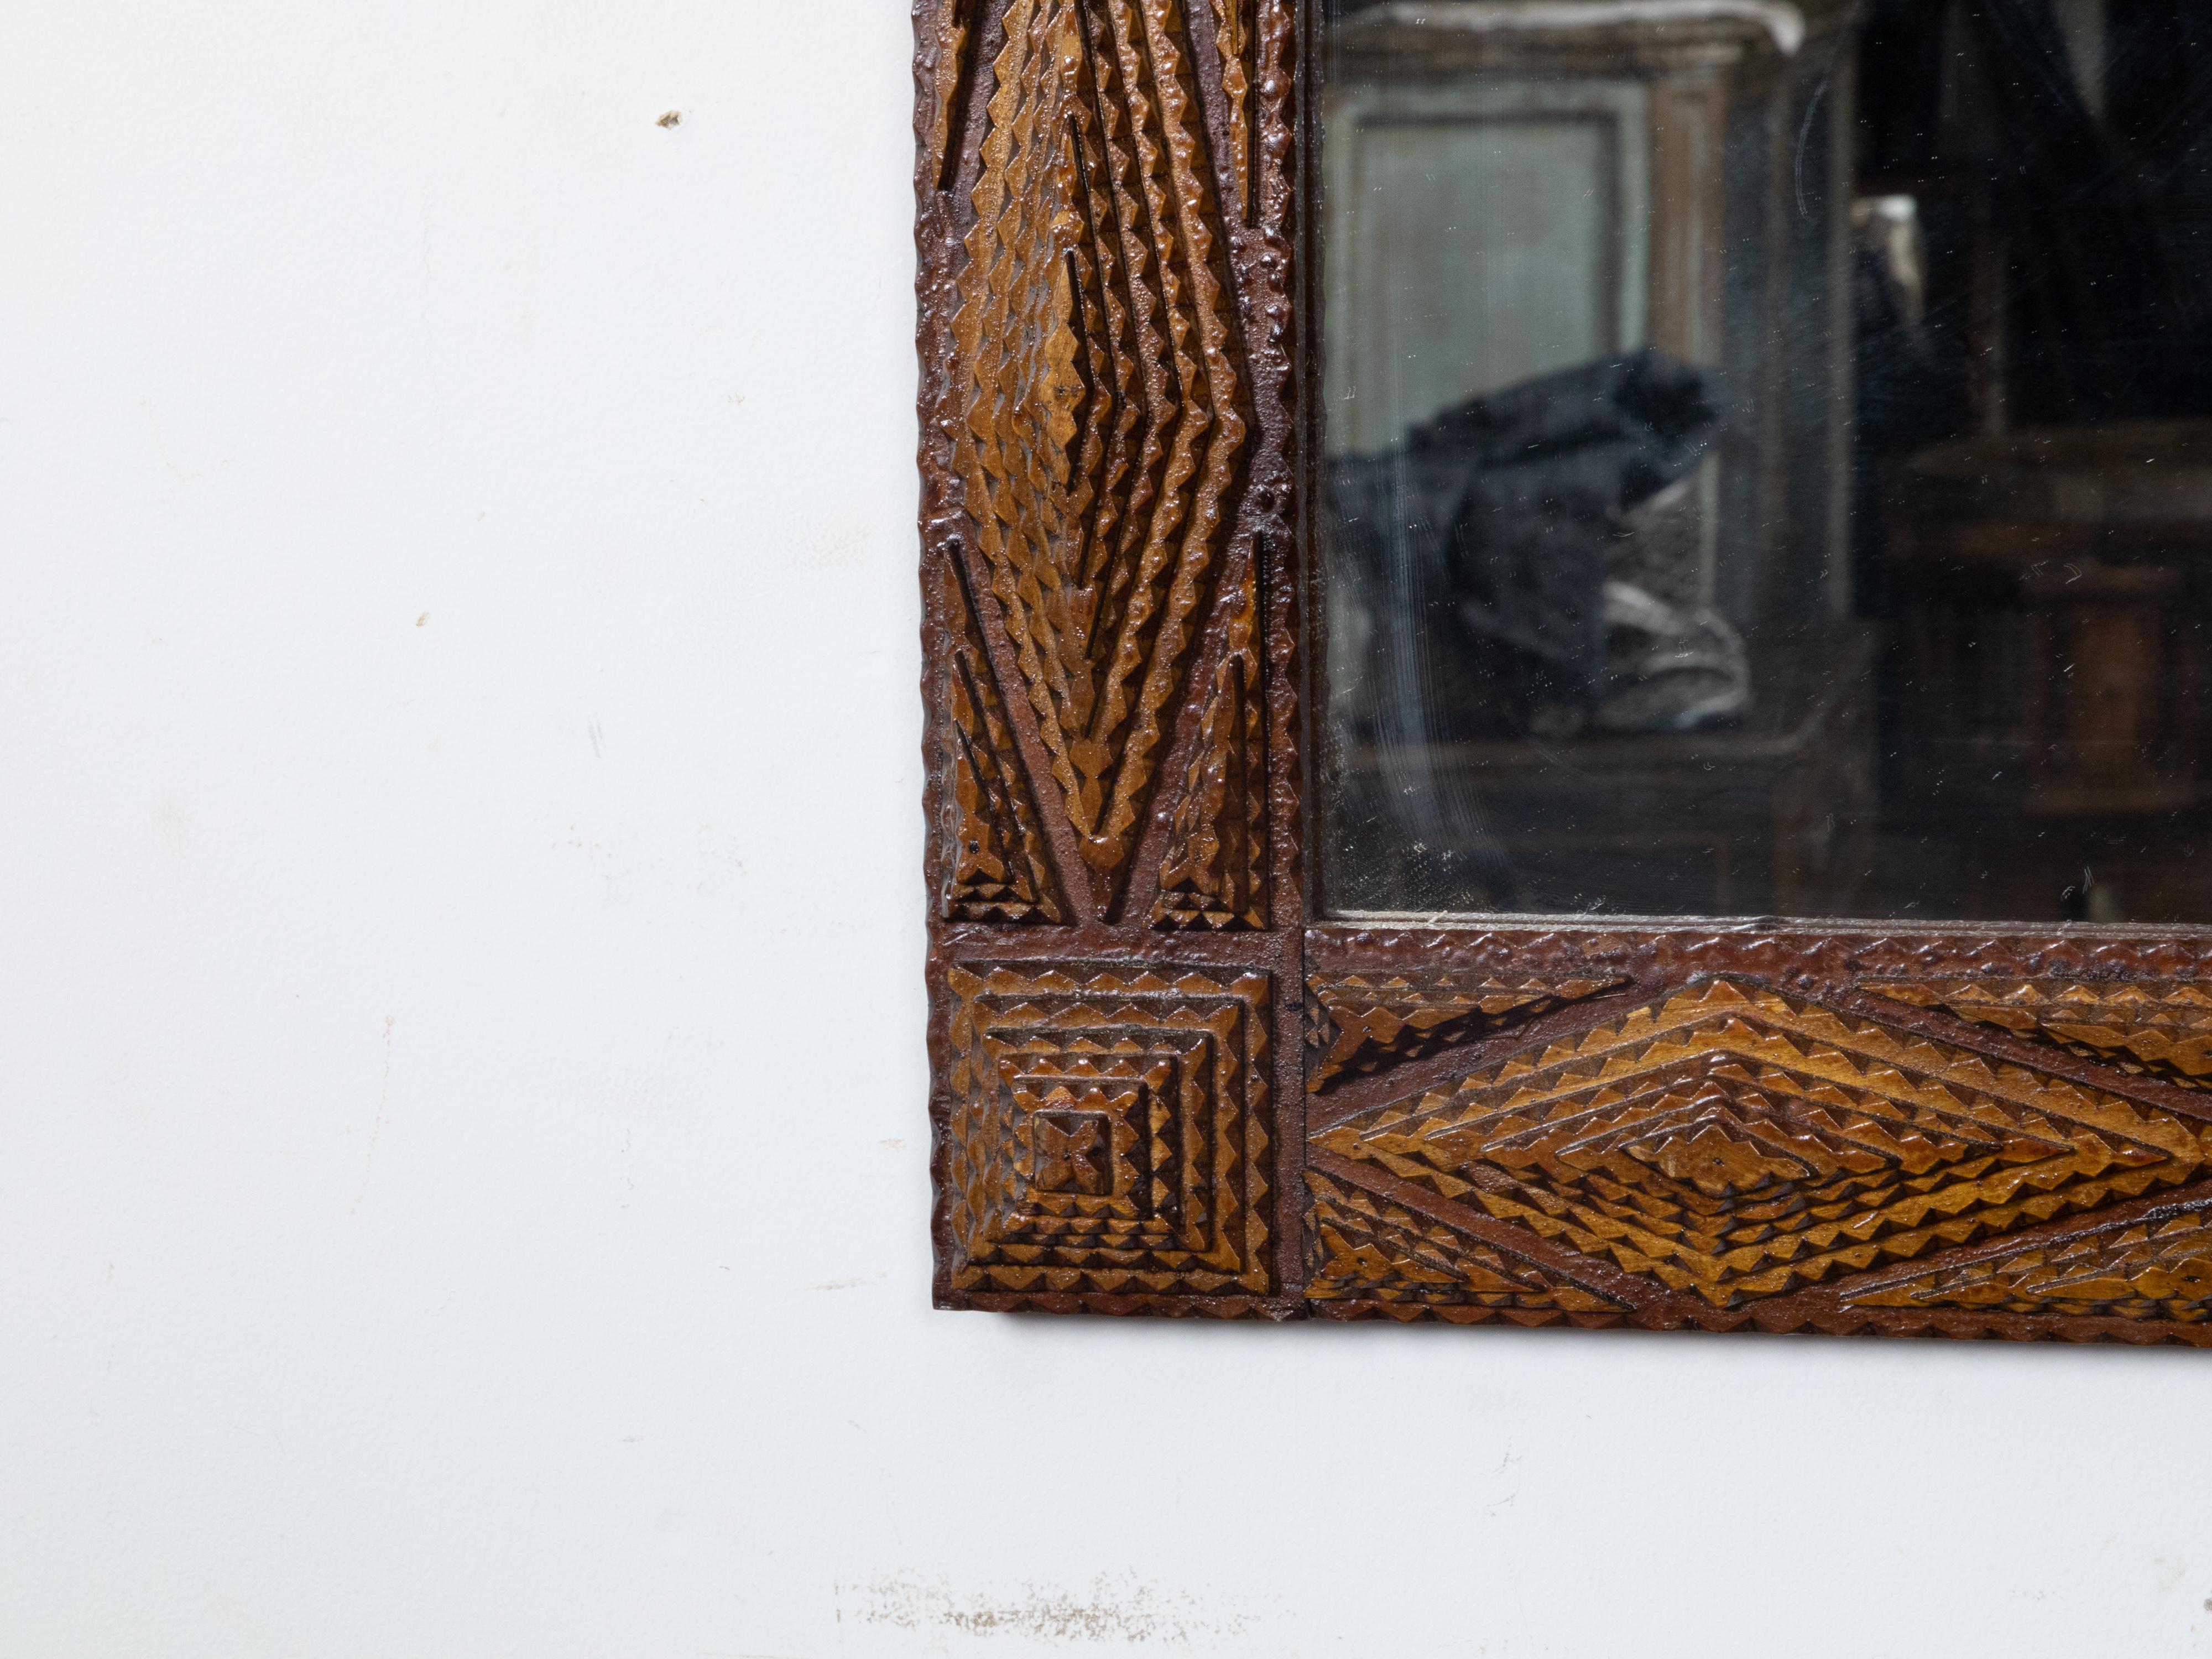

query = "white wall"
[{"left": 6, "top": 4, "right": 2212, "bottom": 1655}]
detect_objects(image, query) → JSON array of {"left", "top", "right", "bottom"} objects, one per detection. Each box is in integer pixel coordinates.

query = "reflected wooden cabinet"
[
  {"left": 1332, "top": 628, "right": 1878, "bottom": 916},
  {"left": 1887, "top": 423, "right": 2212, "bottom": 918},
  {"left": 1318, "top": 1, "right": 1875, "bottom": 919},
  {"left": 1324, "top": 0, "right": 1861, "bottom": 631}
]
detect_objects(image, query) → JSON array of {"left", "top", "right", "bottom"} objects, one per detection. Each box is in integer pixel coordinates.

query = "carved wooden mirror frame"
[{"left": 914, "top": 0, "right": 2212, "bottom": 1343}]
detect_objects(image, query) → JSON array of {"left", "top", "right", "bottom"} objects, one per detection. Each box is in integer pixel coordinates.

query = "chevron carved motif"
[
  {"left": 938, "top": 556, "right": 1063, "bottom": 924},
  {"left": 1312, "top": 979, "right": 2212, "bottom": 1312},
  {"left": 1844, "top": 1208, "right": 2212, "bottom": 1321},
  {"left": 1867, "top": 979, "right": 2212, "bottom": 1090},
  {"left": 1305, "top": 1169, "right": 1629, "bottom": 1324},
  {"left": 948, "top": 0, "right": 1250, "bottom": 895},
  {"left": 1305, "top": 969, "right": 1627, "bottom": 1092},
  {"left": 1151, "top": 576, "right": 1265, "bottom": 930}
]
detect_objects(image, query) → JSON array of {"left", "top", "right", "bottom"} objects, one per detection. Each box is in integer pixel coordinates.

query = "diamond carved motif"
[
  {"left": 945, "top": 963, "right": 1272, "bottom": 1298},
  {"left": 949, "top": 0, "right": 1249, "bottom": 892},
  {"left": 1312, "top": 979, "right": 2212, "bottom": 1310},
  {"left": 1151, "top": 579, "right": 1266, "bottom": 931}
]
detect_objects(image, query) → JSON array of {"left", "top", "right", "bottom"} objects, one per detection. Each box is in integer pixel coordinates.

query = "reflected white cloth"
[
  {"left": 1594, "top": 580, "right": 1751, "bottom": 733},
  {"left": 1363, "top": 1, "right": 1806, "bottom": 56}
]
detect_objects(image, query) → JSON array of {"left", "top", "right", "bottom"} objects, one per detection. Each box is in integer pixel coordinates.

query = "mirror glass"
[{"left": 1318, "top": 0, "right": 2212, "bottom": 922}]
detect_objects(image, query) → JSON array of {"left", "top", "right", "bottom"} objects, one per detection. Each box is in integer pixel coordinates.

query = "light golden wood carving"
[
  {"left": 945, "top": 963, "right": 1272, "bottom": 1298},
  {"left": 925, "top": 0, "right": 977, "bottom": 189},
  {"left": 1846, "top": 1208, "right": 2212, "bottom": 1321},
  {"left": 1313, "top": 980, "right": 2212, "bottom": 1311},
  {"left": 1868, "top": 979, "right": 2212, "bottom": 1089},
  {"left": 949, "top": 0, "right": 1250, "bottom": 896},
  {"left": 919, "top": 2, "right": 2212, "bottom": 1345},
  {"left": 1305, "top": 1170, "right": 1628, "bottom": 1323},
  {"left": 1305, "top": 970, "right": 1626, "bottom": 1092},
  {"left": 1151, "top": 575, "right": 1266, "bottom": 930},
  {"left": 939, "top": 556, "right": 1063, "bottom": 924},
  {"left": 1208, "top": 0, "right": 1254, "bottom": 221}
]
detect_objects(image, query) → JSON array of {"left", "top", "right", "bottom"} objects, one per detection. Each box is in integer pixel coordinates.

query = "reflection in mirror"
[{"left": 1318, "top": 0, "right": 2212, "bottom": 923}]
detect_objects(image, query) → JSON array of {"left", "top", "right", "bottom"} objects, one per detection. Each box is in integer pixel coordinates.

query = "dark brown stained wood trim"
[{"left": 917, "top": 0, "right": 2212, "bottom": 1344}]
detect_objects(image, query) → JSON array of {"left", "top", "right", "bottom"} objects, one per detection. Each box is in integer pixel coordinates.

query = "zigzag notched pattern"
[
  {"left": 949, "top": 0, "right": 1249, "bottom": 893},
  {"left": 1313, "top": 979, "right": 2212, "bottom": 1311},
  {"left": 1152, "top": 576, "right": 1266, "bottom": 930},
  {"left": 1305, "top": 970, "right": 1627, "bottom": 1092},
  {"left": 1305, "top": 1170, "right": 1627, "bottom": 1324},
  {"left": 1208, "top": 0, "right": 1254, "bottom": 220},
  {"left": 1867, "top": 978, "right": 2212, "bottom": 1090},
  {"left": 939, "top": 557, "right": 1063, "bottom": 924},
  {"left": 945, "top": 962, "right": 1271, "bottom": 1296},
  {"left": 1845, "top": 1207, "right": 2212, "bottom": 1321}
]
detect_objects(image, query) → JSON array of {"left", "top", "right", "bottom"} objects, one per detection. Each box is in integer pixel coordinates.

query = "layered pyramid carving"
[
  {"left": 944, "top": 963, "right": 1272, "bottom": 1297},
  {"left": 1312, "top": 979, "right": 2212, "bottom": 1311}
]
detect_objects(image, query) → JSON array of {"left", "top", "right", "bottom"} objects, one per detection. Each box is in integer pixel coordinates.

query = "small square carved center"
[{"left": 1030, "top": 1109, "right": 1113, "bottom": 1197}]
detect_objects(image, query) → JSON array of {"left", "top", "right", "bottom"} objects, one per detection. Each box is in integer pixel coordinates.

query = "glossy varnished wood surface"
[{"left": 916, "top": 0, "right": 2212, "bottom": 1342}]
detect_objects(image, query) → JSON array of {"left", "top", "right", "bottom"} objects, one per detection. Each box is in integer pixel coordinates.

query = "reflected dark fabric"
[
  {"left": 1329, "top": 350, "right": 1723, "bottom": 733},
  {"left": 1324, "top": 352, "right": 1722, "bottom": 912}
]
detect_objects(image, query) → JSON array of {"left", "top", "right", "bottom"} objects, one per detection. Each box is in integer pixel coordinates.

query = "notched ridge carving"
[
  {"left": 1151, "top": 576, "right": 1266, "bottom": 930},
  {"left": 1311, "top": 978, "right": 2212, "bottom": 1313},
  {"left": 948, "top": 0, "right": 1251, "bottom": 895},
  {"left": 925, "top": 0, "right": 983, "bottom": 191},
  {"left": 1867, "top": 978, "right": 2212, "bottom": 1091},
  {"left": 1305, "top": 969, "right": 1627, "bottom": 1092},
  {"left": 1846, "top": 1207, "right": 2212, "bottom": 1322},
  {"left": 939, "top": 553, "right": 1065, "bottom": 924},
  {"left": 1305, "top": 1170, "right": 1629, "bottom": 1323},
  {"left": 1207, "top": 0, "right": 1255, "bottom": 221}
]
